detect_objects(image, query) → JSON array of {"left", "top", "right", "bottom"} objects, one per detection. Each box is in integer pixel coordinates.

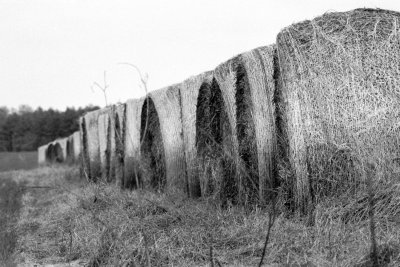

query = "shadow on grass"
[{"left": 0, "top": 175, "right": 25, "bottom": 266}]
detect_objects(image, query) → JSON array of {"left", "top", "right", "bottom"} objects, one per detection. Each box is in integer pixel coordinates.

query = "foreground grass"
[
  {"left": 0, "top": 172, "right": 25, "bottom": 266},
  {"left": 11, "top": 166, "right": 400, "bottom": 266}
]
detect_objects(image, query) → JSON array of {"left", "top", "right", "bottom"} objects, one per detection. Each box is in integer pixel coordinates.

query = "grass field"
[
  {"left": 4, "top": 165, "right": 399, "bottom": 266},
  {"left": 0, "top": 152, "right": 38, "bottom": 172}
]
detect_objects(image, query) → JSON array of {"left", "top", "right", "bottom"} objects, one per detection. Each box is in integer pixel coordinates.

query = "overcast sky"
[{"left": 1, "top": 0, "right": 399, "bottom": 111}]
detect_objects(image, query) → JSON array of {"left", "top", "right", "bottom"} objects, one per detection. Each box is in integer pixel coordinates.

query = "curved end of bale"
[
  {"left": 180, "top": 71, "right": 214, "bottom": 198},
  {"left": 140, "top": 85, "right": 187, "bottom": 196},
  {"left": 195, "top": 75, "right": 237, "bottom": 205},
  {"left": 140, "top": 95, "right": 167, "bottom": 192}
]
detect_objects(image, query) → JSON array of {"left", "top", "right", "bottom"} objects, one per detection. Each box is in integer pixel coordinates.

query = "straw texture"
[
  {"left": 82, "top": 109, "right": 102, "bottom": 181},
  {"left": 141, "top": 85, "right": 187, "bottom": 195},
  {"left": 124, "top": 98, "right": 145, "bottom": 189},
  {"left": 180, "top": 71, "right": 213, "bottom": 197},
  {"left": 112, "top": 103, "right": 126, "bottom": 187},
  {"left": 276, "top": 8, "right": 400, "bottom": 210}
]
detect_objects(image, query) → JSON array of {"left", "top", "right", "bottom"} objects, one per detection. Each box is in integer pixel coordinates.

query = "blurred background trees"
[{"left": 0, "top": 105, "right": 99, "bottom": 152}]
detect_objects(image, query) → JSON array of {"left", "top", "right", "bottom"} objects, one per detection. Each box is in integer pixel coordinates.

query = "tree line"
[{"left": 0, "top": 105, "right": 99, "bottom": 152}]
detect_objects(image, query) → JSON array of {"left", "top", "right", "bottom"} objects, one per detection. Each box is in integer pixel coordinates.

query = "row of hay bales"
[
  {"left": 38, "top": 131, "right": 81, "bottom": 165},
  {"left": 41, "top": 9, "right": 400, "bottom": 210}
]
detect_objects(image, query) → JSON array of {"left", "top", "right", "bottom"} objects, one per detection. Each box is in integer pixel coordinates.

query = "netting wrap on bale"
[
  {"left": 209, "top": 46, "right": 278, "bottom": 205},
  {"left": 276, "top": 8, "right": 400, "bottom": 211},
  {"left": 124, "top": 98, "right": 145, "bottom": 189},
  {"left": 98, "top": 106, "right": 114, "bottom": 182},
  {"left": 111, "top": 103, "right": 126, "bottom": 188},
  {"left": 82, "top": 109, "right": 102, "bottom": 181},
  {"left": 179, "top": 71, "right": 213, "bottom": 197},
  {"left": 140, "top": 85, "right": 187, "bottom": 195}
]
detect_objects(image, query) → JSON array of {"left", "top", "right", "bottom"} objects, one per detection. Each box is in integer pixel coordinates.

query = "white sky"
[{"left": 1, "top": 0, "right": 399, "bottom": 111}]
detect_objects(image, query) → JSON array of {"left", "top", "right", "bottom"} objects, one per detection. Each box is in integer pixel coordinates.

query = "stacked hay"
[
  {"left": 276, "top": 8, "right": 400, "bottom": 211},
  {"left": 82, "top": 109, "right": 102, "bottom": 181},
  {"left": 38, "top": 145, "right": 47, "bottom": 165},
  {"left": 124, "top": 98, "right": 145, "bottom": 189},
  {"left": 111, "top": 103, "right": 126, "bottom": 188},
  {"left": 98, "top": 107, "right": 114, "bottom": 182},
  {"left": 210, "top": 46, "right": 278, "bottom": 205},
  {"left": 179, "top": 71, "right": 213, "bottom": 197},
  {"left": 140, "top": 85, "right": 187, "bottom": 195},
  {"left": 195, "top": 77, "right": 234, "bottom": 203}
]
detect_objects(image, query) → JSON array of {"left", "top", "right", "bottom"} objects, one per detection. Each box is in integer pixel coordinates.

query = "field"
[
  {"left": 0, "top": 165, "right": 398, "bottom": 266},
  {"left": 0, "top": 152, "right": 37, "bottom": 172}
]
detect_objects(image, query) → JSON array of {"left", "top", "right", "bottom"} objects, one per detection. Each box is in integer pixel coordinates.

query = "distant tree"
[{"left": 0, "top": 105, "right": 99, "bottom": 152}]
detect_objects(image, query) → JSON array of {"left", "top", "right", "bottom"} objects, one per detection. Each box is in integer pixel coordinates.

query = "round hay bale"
[
  {"left": 82, "top": 109, "right": 102, "bottom": 181},
  {"left": 195, "top": 77, "right": 236, "bottom": 204},
  {"left": 72, "top": 131, "right": 81, "bottom": 162},
  {"left": 54, "top": 138, "right": 68, "bottom": 163},
  {"left": 38, "top": 145, "right": 47, "bottom": 166},
  {"left": 46, "top": 143, "right": 55, "bottom": 162},
  {"left": 98, "top": 106, "right": 114, "bottom": 182},
  {"left": 66, "top": 135, "right": 74, "bottom": 163},
  {"left": 79, "top": 116, "right": 91, "bottom": 179},
  {"left": 124, "top": 98, "right": 145, "bottom": 189},
  {"left": 179, "top": 71, "right": 213, "bottom": 197},
  {"left": 111, "top": 103, "right": 126, "bottom": 188},
  {"left": 212, "top": 47, "right": 278, "bottom": 205},
  {"left": 140, "top": 85, "right": 187, "bottom": 195},
  {"left": 53, "top": 142, "right": 64, "bottom": 163},
  {"left": 98, "top": 106, "right": 115, "bottom": 182},
  {"left": 276, "top": 8, "right": 400, "bottom": 211}
]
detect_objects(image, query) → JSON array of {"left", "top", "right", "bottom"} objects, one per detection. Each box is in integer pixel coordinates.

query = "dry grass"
[{"left": 8, "top": 165, "right": 400, "bottom": 266}]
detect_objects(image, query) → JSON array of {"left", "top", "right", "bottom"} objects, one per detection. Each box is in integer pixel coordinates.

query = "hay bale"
[
  {"left": 79, "top": 116, "right": 91, "bottom": 179},
  {"left": 98, "top": 106, "right": 114, "bottom": 182},
  {"left": 82, "top": 109, "right": 102, "bottom": 181},
  {"left": 140, "top": 85, "right": 187, "bottom": 195},
  {"left": 46, "top": 143, "right": 55, "bottom": 162},
  {"left": 179, "top": 71, "right": 213, "bottom": 197},
  {"left": 195, "top": 76, "right": 235, "bottom": 204},
  {"left": 55, "top": 138, "right": 68, "bottom": 162},
  {"left": 211, "top": 46, "right": 278, "bottom": 205},
  {"left": 66, "top": 135, "right": 74, "bottom": 163},
  {"left": 72, "top": 131, "right": 81, "bottom": 162},
  {"left": 111, "top": 103, "right": 126, "bottom": 188},
  {"left": 45, "top": 138, "right": 67, "bottom": 163},
  {"left": 124, "top": 98, "right": 145, "bottom": 189},
  {"left": 38, "top": 145, "right": 47, "bottom": 165},
  {"left": 276, "top": 8, "right": 400, "bottom": 211}
]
